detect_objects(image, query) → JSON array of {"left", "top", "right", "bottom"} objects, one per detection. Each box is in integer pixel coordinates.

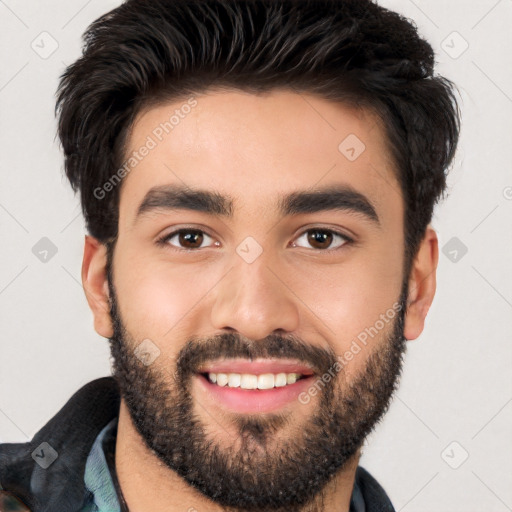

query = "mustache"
[{"left": 175, "top": 332, "right": 337, "bottom": 378}]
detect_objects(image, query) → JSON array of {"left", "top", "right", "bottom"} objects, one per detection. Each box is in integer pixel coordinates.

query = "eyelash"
[{"left": 155, "top": 227, "right": 354, "bottom": 253}]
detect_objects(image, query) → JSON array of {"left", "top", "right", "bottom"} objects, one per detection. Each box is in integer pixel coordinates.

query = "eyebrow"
[{"left": 134, "top": 183, "right": 380, "bottom": 226}]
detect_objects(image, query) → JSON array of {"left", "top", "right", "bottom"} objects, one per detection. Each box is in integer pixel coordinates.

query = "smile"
[{"left": 194, "top": 359, "right": 317, "bottom": 414}]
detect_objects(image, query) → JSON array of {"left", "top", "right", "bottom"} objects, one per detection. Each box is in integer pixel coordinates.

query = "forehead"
[{"left": 118, "top": 88, "right": 402, "bottom": 227}]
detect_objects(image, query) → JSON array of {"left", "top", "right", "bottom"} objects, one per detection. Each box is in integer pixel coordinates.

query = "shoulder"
[{"left": 354, "top": 465, "right": 396, "bottom": 512}]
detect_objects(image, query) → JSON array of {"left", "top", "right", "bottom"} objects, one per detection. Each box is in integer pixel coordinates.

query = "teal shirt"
[{"left": 80, "top": 418, "right": 121, "bottom": 512}]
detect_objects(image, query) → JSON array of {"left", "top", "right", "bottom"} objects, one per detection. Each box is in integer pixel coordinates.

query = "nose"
[{"left": 210, "top": 254, "right": 300, "bottom": 341}]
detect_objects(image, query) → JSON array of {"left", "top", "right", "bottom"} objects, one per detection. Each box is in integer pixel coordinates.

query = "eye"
[
  {"left": 291, "top": 228, "right": 353, "bottom": 251},
  {"left": 156, "top": 228, "right": 219, "bottom": 251}
]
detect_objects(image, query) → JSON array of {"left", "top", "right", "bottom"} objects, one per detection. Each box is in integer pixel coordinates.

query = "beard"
[{"left": 106, "top": 261, "right": 408, "bottom": 512}]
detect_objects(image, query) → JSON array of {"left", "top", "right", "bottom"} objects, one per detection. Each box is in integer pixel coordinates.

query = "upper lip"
[{"left": 197, "top": 358, "right": 316, "bottom": 376}]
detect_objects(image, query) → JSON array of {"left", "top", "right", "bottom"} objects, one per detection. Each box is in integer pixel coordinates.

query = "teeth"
[
  {"left": 216, "top": 373, "right": 228, "bottom": 386},
  {"left": 241, "top": 374, "right": 257, "bottom": 389},
  {"left": 257, "top": 373, "right": 274, "bottom": 390},
  {"left": 274, "top": 373, "right": 287, "bottom": 387},
  {"left": 287, "top": 373, "right": 298, "bottom": 385},
  {"left": 228, "top": 373, "right": 241, "bottom": 387},
  {"left": 207, "top": 372, "right": 303, "bottom": 389}
]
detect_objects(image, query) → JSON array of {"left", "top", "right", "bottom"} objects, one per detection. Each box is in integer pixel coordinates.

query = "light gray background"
[{"left": 1, "top": 1, "right": 511, "bottom": 510}]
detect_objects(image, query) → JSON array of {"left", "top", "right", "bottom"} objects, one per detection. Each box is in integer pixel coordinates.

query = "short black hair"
[{"left": 55, "top": 0, "right": 461, "bottom": 277}]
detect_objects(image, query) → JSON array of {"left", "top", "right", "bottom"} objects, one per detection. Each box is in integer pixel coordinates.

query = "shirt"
[{"left": 80, "top": 418, "right": 120, "bottom": 512}]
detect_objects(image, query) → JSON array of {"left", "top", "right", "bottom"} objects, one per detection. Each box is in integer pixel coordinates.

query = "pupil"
[
  {"left": 181, "top": 231, "right": 202, "bottom": 247},
  {"left": 308, "top": 230, "right": 331, "bottom": 248}
]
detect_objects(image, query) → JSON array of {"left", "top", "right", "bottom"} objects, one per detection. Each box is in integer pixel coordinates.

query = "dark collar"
[{"left": 0, "top": 377, "right": 120, "bottom": 511}]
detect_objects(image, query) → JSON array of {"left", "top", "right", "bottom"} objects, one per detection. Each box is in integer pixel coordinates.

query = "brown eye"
[
  {"left": 161, "top": 229, "right": 214, "bottom": 250},
  {"left": 177, "top": 230, "right": 204, "bottom": 249},
  {"left": 293, "top": 228, "right": 351, "bottom": 251},
  {"left": 307, "top": 230, "right": 333, "bottom": 249}
]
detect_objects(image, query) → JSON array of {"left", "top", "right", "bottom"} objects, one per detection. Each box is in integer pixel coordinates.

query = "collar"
[{"left": 82, "top": 417, "right": 121, "bottom": 511}]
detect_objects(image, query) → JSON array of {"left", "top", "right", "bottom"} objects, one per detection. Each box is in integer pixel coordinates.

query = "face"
[{"left": 104, "top": 89, "right": 409, "bottom": 511}]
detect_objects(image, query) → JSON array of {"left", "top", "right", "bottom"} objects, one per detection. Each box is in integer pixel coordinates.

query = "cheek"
[
  {"left": 299, "top": 254, "right": 401, "bottom": 322},
  {"left": 113, "top": 254, "right": 218, "bottom": 341},
  {"left": 293, "top": 250, "right": 403, "bottom": 372}
]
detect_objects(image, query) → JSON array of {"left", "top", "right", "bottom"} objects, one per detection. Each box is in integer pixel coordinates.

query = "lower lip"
[{"left": 195, "top": 373, "right": 315, "bottom": 414}]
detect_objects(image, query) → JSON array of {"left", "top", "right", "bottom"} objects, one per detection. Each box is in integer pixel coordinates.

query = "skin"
[{"left": 81, "top": 88, "right": 438, "bottom": 511}]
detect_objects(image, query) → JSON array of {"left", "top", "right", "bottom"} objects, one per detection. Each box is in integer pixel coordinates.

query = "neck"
[{"left": 115, "top": 398, "right": 361, "bottom": 512}]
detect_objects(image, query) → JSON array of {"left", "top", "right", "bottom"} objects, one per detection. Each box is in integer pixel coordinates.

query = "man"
[{"left": 0, "top": 0, "right": 460, "bottom": 510}]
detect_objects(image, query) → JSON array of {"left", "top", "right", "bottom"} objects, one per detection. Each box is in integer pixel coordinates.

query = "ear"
[
  {"left": 82, "top": 235, "right": 113, "bottom": 338},
  {"left": 403, "top": 226, "right": 439, "bottom": 341}
]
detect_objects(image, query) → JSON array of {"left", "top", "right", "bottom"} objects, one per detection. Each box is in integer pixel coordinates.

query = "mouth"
[{"left": 194, "top": 359, "right": 317, "bottom": 414}]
